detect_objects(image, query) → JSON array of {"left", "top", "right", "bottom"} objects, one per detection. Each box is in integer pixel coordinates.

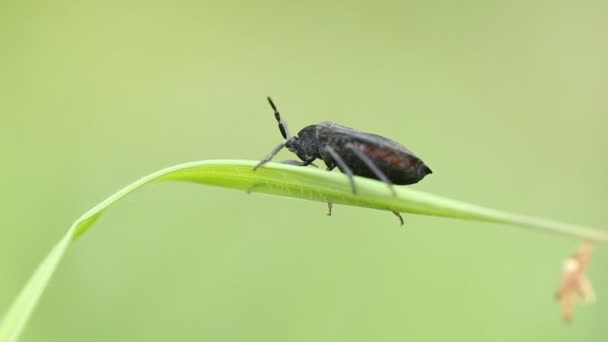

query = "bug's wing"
[{"left": 317, "top": 122, "right": 416, "bottom": 155}]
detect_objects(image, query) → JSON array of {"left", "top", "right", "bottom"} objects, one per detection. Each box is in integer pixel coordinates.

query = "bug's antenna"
[{"left": 267, "top": 96, "right": 290, "bottom": 140}]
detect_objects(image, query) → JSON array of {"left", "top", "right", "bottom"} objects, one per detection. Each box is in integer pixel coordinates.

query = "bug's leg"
[
  {"left": 346, "top": 143, "right": 397, "bottom": 197},
  {"left": 327, "top": 202, "right": 333, "bottom": 216},
  {"left": 281, "top": 159, "right": 318, "bottom": 167},
  {"left": 392, "top": 211, "right": 404, "bottom": 226},
  {"left": 254, "top": 139, "right": 290, "bottom": 170},
  {"left": 300, "top": 158, "right": 316, "bottom": 166},
  {"left": 324, "top": 145, "right": 357, "bottom": 194}
]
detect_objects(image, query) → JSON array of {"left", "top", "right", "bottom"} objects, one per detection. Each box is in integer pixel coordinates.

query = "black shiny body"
[
  {"left": 303, "top": 122, "right": 432, "bottom": 185},
  {"left": 254, "top": 97, "right": 432, "bottom": 191}
]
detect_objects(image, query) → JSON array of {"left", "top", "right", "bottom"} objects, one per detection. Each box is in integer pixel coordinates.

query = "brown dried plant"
[{"left": 555, "top": 242, "right": 596, "bottom": 322}]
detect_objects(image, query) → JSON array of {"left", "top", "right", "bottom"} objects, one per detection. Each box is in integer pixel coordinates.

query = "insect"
[{"left": 254, "top": 97, "right": 433, "bottom": 225}]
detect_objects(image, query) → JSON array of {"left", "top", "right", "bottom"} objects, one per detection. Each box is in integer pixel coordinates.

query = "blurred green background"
[{"left": 1, "top": 0, "right": 607, "bottom": 341}]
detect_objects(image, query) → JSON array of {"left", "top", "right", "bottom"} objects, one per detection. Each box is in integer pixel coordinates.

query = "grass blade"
[{"left": 1, "top": 159, "right": 606, "bottom": 342}]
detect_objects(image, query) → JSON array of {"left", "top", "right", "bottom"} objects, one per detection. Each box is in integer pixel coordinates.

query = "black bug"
[{"left": 254, "top": 97, "right": 433, "bottom": 225}]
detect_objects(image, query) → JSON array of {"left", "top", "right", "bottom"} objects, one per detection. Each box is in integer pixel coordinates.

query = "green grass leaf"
[{"left": 1, "top": 159, "right": 606, "bottom": 342}]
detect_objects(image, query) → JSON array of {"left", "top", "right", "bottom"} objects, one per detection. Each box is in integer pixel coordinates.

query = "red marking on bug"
[{"left": 362, "top": 146, "right": 411, "bottom": 169}]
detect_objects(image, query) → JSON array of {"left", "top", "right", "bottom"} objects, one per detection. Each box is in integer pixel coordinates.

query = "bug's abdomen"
[
  {"left": 351, "top": 143, "right": 432, "bottom": 185},
  {"left": 315, "top": 123, "right": 432, "bottom": 185}
]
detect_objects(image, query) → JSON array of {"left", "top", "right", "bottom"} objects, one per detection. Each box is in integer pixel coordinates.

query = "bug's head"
[{"left": 285, "top": 125, "right": 319, "bottom": 161}]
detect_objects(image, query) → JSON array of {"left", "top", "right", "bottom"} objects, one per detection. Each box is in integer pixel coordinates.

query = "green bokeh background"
[{"left": 1, "top": 1, "right": 607, "bottom": 341}]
